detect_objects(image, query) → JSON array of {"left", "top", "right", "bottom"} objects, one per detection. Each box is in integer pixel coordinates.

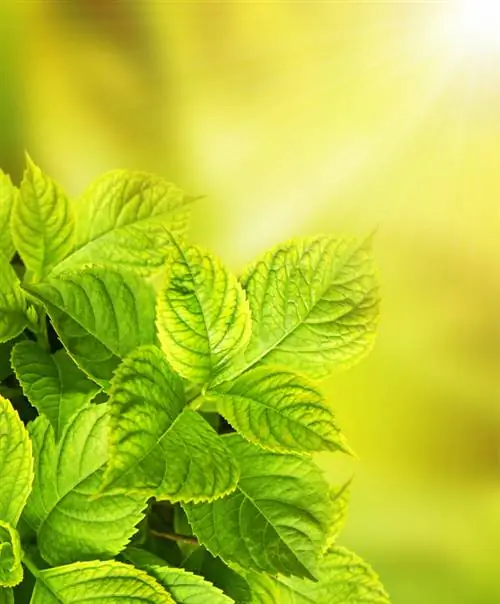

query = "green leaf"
[
  {"left": 125, "top": 547, "right": 235, "bottom": 604},
  {"left": 11, "top": 157, "right": 74, "bottom": 282},
  {"left": 104, "top": 346, "right": 239, "bottom": 503},
  {"left": 156, "top": 238, "right": 251, "bottom": 384},
  {"left": 23, "top": 405, "right": 148, "bottom": 566},
  {"left": 182, "top": 548, "right": 252, "bottom": 604},
  {"left": 0, "top": 522, "right": 22, "bottom": 587},
  {"left": 206, "top": 367, "right": 350, "bottom": 455},
  {"left": 0, "top": 171, "right": 17, "bottom": 262},
  {"left": 53, "top": 170, "right": 192, "bottom": 276},
  {"left": 0, "top": 257, "right": 27, "bottom": 344},
  {"left": 239, "top": 571, "right": 280, "bottom": 604},
  {"left": 276, "top": 546, "right": 390, "bottom": 604},
  {"left": 0, "top": 588, "right": 13, "bottom": 604},
  {"left": 327, "top": 481, "right": 351, "bottom": 546},
  {"left": 0, "top": 335, "right": 24, "bottom": 381},
  {"left": 0, "top": 396, "right": 33, "bottom": 526},
  {"left": 11, "top": 341, "right": 100, "bottom": 439},
  {"left": 183, "top": 435, "right": 333, "bottom": 580},
  {"left": 28, "top": 559, "right": 174, "bottom": 604},
  {"left": 25, "top": 266, "right": 157, "bottom": 386},
  {"left": 226, "top": 236, "right": 379, "bottom": 382}
]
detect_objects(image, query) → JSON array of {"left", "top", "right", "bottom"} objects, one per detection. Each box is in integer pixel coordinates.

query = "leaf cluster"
[{"left": 0, "top": 159, "right": 389, "bottom": 603}]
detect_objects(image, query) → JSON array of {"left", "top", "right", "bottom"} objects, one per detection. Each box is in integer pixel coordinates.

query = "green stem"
[
  {"left": 36, "top": 313, "right": 50, "bottom": 352},
  {"left": 150, "top": 529, "right": 198, "bottom": 545},
  {"left": 22, "top": 552, "right": 39, "bottom": 577}
]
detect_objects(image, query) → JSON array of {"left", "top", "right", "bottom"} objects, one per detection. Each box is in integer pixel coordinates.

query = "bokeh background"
[{"left": 2, "top": 1, "right": 500, "bottom": 602}]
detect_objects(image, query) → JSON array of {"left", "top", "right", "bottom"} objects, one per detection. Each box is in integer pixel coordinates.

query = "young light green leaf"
[
  {"left": 104, "top": 346, "right": 239, "bottom": 503},
  {"left": 0, "top": 588, "right": 13, "bottom": 604},
  {"left": 156, "top": 239, "right": 251, "bottom": 384},
  {"left": 0, "top": 258, "right": 27, "bottom": 344},
  {"left": 53, "top": 170, "right": 192, "bottom": 276},
  {"left": 0, "top": 171, "right": 17, "bottom": 261},
  {"left": 11, "top": 341, "right": 100, "bottom": 439},
  {"left": 124, "top": 548, "right": 235, "bottom": 604},
  {"left": 276, "top": 546, "right": 390, "bottom": 604},
  {"left": 0, "top": 396, "right": 33, "bottom": 526},
  {"left": 29, "top": 560, "right": 174, "bottom": 604},
  {"left": 11, "top": 157, "right": 74, "bottom": 282},
  {"left": 206, "top": 367, "right": 350, "bottom": 455},
  {"left": 0, "top": 522, "right": 23, "bottom": 587},
  {"left": 23, "top": 405, "right": 148, "bottom": 566},
  {"left": 25, "top": 266, "right": 157, "bottom": 386},
  {"left": 224, "top": 236, "right": 378, "bottom": 382},
  {"left": 183, "top": 434, "right": 333, "bottom": 580}
]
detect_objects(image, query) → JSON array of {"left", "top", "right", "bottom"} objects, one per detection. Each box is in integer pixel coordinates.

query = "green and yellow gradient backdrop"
[{"left": 2, "top": 2, "right": 499, "bottom": 602}]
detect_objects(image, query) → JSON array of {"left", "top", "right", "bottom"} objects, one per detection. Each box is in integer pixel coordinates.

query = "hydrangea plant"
[{"left": 0, "top": 158, "right": 389, "bottom": 603}]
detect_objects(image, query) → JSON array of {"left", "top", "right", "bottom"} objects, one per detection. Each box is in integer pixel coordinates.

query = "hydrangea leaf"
[
  {"left": 11, "top": 341, "right": 100, "bottom": 439},
  {"left": 183, "top": 435, "right": 333, "bottom": 580},
  {"left": 0, "top": 258, "right": 27, "bottom": 344},
  {"left": 221, "top": 236, "right": 378, "bottom": 382},
  {"left": 0, "top": 171, "right": 17, "bottom": 262},
  {"left": 156, "top": 238, "right": 251, "bottom": 384},
  {"left": 104, "top": 346, "right": 239, "bottom": 503},
  {"left": 23, "top": 405, "right": 148, "bottom": 566},
  {"left": 53, "top": 170, "right": 193, "bottom": 276},
  {"left": 124, "top": 547, "right": 235, "bottom": 604},
  {"left": 0, "top": 522, "right": 23, "bottom": 587},
  {"left": 29, "top": 560, "right": 174, "bottom": 604},
  {"left": 0, "top": 396, "right": 33, "bottom": 526},
  {"left": 182, "top": 548, "right": 252, "bottom": 604},
  {"left": 11, "top": 157, "right": 74, "bottom": 282},
  {"left": 327, "top": 481, "right": 351, "bottom": 547},
  {"left": 276, "top": 546, "right": 390, "bottom": 604},
  {"left": 206, "top": 367, "right": 350, "bottom": 455},
  {"left": 25, "top": 266, "right": 157, "bottom": 386}
]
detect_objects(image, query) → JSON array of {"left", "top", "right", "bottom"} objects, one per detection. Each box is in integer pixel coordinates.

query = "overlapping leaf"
[
  {"left": 182, "top": 547, "right": 252, "bottom": 604},
  {"left": 0, "top": 171, "right": 17, "bottom": 261},
  {"left": 0, "top": 258, "right": 27, "bottom": 344},
  {"left": 29, "top": 560, "right": 174, "bottom": 604},
  {"left": 183, "top": 434, "right": 333, "bottom": 580},
  {"left": 276, "top": 546, "right": 390, "bottom": 604},
  {"left": 53, "top": 170, "right": 192, "bottom": 276},
  {"left": 0, "top": 397, "right": 33, "bottom": 527},
  {"left": 23, "top": 405, "right": 148, "bottom": 566},
  {"left": 0, "top": 522, "right": 22, "bottom": 587},
  {"left": 25, "top": 266, "right": 157, "bottom": 386},
  {"left": 222, "top": 236, "right": 378, "bottom": 382},
  {"left": 11, "top": 341, "right": 100, "bottom": 439},
  {"left": 156, "top": 239, "right": 251, "bottom": 384},
  {"left": 104, "top": 346, "right": 239, "bottom": 502},
  {"left": 125, "top": 548, "right": 234, "bottom": 604},
  {"left": 206, "top": 367, "right": 349, "bottom": 455},
  {"left": 11, "top": 157, "right": 74, "bottom": 282}
]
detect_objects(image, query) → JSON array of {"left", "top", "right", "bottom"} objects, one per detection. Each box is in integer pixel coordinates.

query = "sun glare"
[{"left": 446, "top": 0, "right": 500, "bottom": 57}]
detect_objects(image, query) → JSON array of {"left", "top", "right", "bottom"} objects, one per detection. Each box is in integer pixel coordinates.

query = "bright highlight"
[{"left": 448, "top": 0, "right": 500, "bottom": 56}]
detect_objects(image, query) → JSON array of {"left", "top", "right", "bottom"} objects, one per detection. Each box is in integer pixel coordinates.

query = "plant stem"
[
  {"left": 36, "top": 313, "right": 50, "bottom": 352},
  {"left": 22, "top": 552, "right": 39, "bottom": 577},
  {"left": 150, "top": 529, "right": 198, "bottom": 545}
]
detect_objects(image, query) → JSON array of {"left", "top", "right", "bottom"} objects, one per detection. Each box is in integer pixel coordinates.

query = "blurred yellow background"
[{"left": 2, "top": 1, "right": 500, "bottom": 602}]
